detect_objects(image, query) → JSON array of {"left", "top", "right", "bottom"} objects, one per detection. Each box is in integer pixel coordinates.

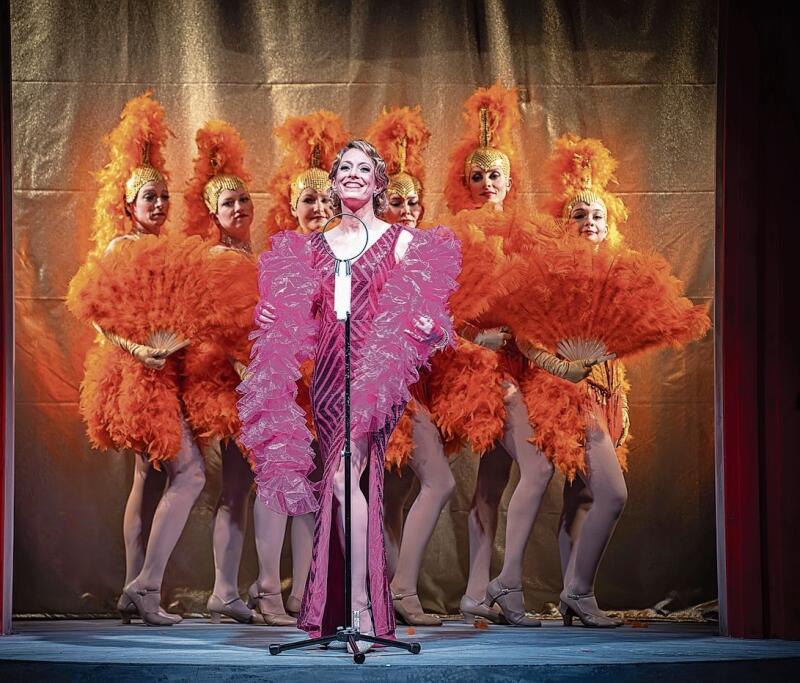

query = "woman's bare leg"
[
  {"left": 130, "top": 416, "right": 206, "bottom": 590},
  {"left": 332, "top": 435, "right": 371, "bottom": 631},
  {"left": 211, "top": 439, "right": 253, "bottom": 601},
  {"left": 464, "top": 446, "right": 511, "bottom": 602},
  {"left": 493, "top": 389, "right": 554, "bottom": 600},
  {"left": 558, "top": 479, "right": 592, "bottom": 581},
  {"left": 390, "top": 408, "right": 455, "bottom": 616},
  {"left": 383, "top": 467, "right": 415, "bottom": 579},
  {"left": 562, "top": 424, "right": 627, "bottom": 618},
  {"left": 289, "top": 512, "right": 315, "bottom": 606},
  {"left": 122, "top": 453, "right": 165, "bottom": 586},
  {"left": 252, "top": 498, "right": 292, "bottom": 616}
]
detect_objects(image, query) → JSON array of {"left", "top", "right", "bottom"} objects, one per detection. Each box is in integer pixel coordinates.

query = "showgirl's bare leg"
[
  {"left": 493, "top": 389, "right": 554, "bottom": 602},
  {"left": 390, "top": 407, "right": 455, "bottom": 618},
  {"left": 383, "top": 466, "right": 416, "bottom": 580},
  {"left": 123, "top": 453, "right": 166, "bottom": 587},
  {"left": 252, "top": 498, "right": 292, "bottom": 617},
  {"left": 562, "top": 424, "right": 627, "bottom": 619},
  {"left": 211, "top": 439, "right": 253, "bottom": 602},
  {"left": 288, "top": 512, "right": 315, "bottom": 608},
  {"left": 558, "top": 478, "right": 592, "bottom": 581},
  {"left": 464, "top": 446, "right": 511, "bottom": 602},
  {"left": 130, "top": 415, "right": 206, "bottom": 591}
]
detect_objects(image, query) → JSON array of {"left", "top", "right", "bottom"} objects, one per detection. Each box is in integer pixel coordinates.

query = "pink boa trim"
[
  {"left": 237, "top": 231, "right": 320, "bottom": 515},
  {"left": 350, "top": 225, "right": 461, "bottom": 436}
]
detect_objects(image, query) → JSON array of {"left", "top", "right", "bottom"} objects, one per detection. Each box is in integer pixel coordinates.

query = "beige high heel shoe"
[
  {"left": 123, "top": 583, "right": 182, "bottom": 626},
  {"left": 207, "top": 594, "right": 253, "bottom": 624},
  {"left": 392, "top": 591, "right": 441, "bottom": 626},
  {"left": 485, "top": 579, "right": 541, "bottom": 627},
  {"left": 246, "top": 583, "right": 297, "bottom": 626},
  {"left": 559, "top": 591, "right": 621, "bottom": 628},
  {"left": 459, "top": 594, "right": 507, "bottom": 625}
]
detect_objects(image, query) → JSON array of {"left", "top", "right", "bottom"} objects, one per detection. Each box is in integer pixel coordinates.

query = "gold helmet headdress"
[
  {"left": 89, "top": 91, "right": 171, "bottom": 256},
  {"left": 265, "top": 111, "right": 349, "bottom": 238},
  {"left": 184, "top": 120, "right": 250, "bottom": 239},
  {"left": 444, "top": 83, "right": 520, "bottom": 213},
  {"left": 542, "top": 134, "right": 628, "bottom": 247},
  {"left": 365, "top": 105, "right": 430, "bottom": 201}
]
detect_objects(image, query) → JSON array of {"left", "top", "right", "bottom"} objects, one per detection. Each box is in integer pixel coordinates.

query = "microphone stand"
[{"left": 269, "top": 219, "right": 422, "bottom": 664}]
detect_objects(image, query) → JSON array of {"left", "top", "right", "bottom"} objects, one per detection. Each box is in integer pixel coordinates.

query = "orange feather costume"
[
  {"left": 507, "top": 134, "right": 711, "bottom": 479},
  {"left": 427, "top": 84, "right": 553, "bottom": 456},
  {"left": 66, "top": 94, "right": 254, "bottom": 463},
  {"left": 365, "top": 106, "right": 433, "bottom": 470},
  {"left": 179, "top": 120, "right": 259, "bottom": 443}
]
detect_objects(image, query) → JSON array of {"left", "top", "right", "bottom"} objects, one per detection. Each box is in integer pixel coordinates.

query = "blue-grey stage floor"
[{"left": 2, "top": 618, "right": 800, "bottom": 681}]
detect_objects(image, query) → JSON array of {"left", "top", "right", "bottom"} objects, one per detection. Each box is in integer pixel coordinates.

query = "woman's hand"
[
  {"left": 473, "top": 326, "right": 511, "bottom": 351},
  {"left": 404, "top": 314, "right": 438, "bottom": 343},
  {"left": 132, "top": 344, "right": 168, "bottom": 370},
  {"left": 256, "top": 302, "right": 276, "bottom": 330}
]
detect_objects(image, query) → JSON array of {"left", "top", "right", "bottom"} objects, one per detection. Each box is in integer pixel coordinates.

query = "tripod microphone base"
[{"left": 269, "top": 627, "right": 421, "bottom": 664}]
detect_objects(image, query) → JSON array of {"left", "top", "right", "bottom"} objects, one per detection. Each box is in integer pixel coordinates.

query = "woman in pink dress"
[{"left": 239, "top": 140, "right": 460, "bottom": 643}]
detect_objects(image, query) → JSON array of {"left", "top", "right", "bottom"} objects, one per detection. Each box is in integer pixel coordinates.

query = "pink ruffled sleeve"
[
  {"left": 350, "top": 225, "right": 461, "bottom": 437},
  {"left": 237, "top": 231, "right": 320, "bottom": 515}
]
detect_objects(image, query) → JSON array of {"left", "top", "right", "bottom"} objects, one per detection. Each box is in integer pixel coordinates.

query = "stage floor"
[{"left": 2, "top": 619, "right": 800, "bottom": 681}]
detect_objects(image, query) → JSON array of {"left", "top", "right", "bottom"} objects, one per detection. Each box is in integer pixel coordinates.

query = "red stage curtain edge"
[
  {"left": 717, "top": 0, "right": 800, "bottom": 640},
  {"left": 1, "top": 0, "right": 15, "bottom": 637}
]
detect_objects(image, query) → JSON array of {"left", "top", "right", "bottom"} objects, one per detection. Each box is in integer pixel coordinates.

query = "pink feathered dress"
[{"left": 238, "top": 224, "right": 459, "bottom": 638}]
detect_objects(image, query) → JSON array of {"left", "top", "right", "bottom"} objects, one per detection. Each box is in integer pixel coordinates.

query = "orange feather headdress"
[
  {"left": 89, "top": 91, "right": 172, "bottom": 257},
  {"left": 365, "top": 105, "right": 430, "bottom": 199},
  {"left": 184, "top": 120, "right": 251, "bottom": 239},
  {"left": 265, "top": 110, "right": 349, "bottom": 239},
  {"left": 444, "top": 83, "right": 520, "bottom": 213},
  {"left": 542, "top": 133, "right": 628, "bottom": 248}
]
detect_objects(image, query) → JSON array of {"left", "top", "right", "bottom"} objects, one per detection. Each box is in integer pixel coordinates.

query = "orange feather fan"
[
  {"left": 184, "top": 120, "right": 251, "bottom": 239},
  {"left": 264, "top": 110, "right": 349, "bottom": 241},
  {"left": 504, "top": 235, "right": 710, "bottom": 360},
  {"left": 365, "top": 105, "right": 430, "bottom": 187},
  {"left": 444, "top": 83, "right": 520, "bottom": 214},
  {"left": 89, "top": 91, "right": 172, "bottom": 257}
]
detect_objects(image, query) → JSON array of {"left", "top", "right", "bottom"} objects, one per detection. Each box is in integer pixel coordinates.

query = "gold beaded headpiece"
[
  {"left": 386, "top": 138, "right": 422, "bottom": 198},
  {"left": 203, "top": 168, "right": 247, "bottom": 212},
  {"left": 290, "top": 144, "right": 331, "bottom": 208},
  {"left": 464, "top": 108, "right": 511, "bottom": 181},
  {"left": 124, "top": 143, "right": 165, "bottom": 204}
]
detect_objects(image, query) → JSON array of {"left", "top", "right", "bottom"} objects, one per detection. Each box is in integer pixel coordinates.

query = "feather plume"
[
  {"left": 184, "top": 120, "right": 251, "bottom": 239},
  {"left": 89, "top": 91, "right": 172, "bottom": 256},
  {"left": 365, "top": 105, "right": 430, "bottom": 186},
  {"left": 265, "top": 111, "right": 349, "bottom": 240},
  {"left": 541, "top": 134, "right": 628, "bottom": 247},
  {"left": 444, "top": 83, "right": 520, "bottom": 213}
]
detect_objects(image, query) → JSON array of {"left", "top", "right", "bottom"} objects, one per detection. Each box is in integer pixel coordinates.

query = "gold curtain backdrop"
[{"left": 10, "top": 0, "right": 717, "bottom": 615}]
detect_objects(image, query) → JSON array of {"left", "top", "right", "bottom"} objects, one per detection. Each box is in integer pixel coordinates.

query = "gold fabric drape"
[{"left": 10, "top": 0, "right": 717, "bottom": 615}]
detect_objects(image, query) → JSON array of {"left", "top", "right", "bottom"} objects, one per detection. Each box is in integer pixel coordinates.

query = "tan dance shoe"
[
  {"left": 392, "top": 591, "right": 442, "bottom": 626},
  {"left": 459, "top": 594, "right": 507, "bottom": 625},
  {"left": 559, "top": 591, "right": 622, "bottom": 628},
  {"left": 123, "top": 583, "right": 183, "bottom": 626},
  {"left": 207, "top": 594, "right": 253, "bottom": 624},
  {"left": 246, "top": 583, "right": 297, "bottom": 627},
  {"left": 485, "top": 579, "right": 541, "bottom": 627}
]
